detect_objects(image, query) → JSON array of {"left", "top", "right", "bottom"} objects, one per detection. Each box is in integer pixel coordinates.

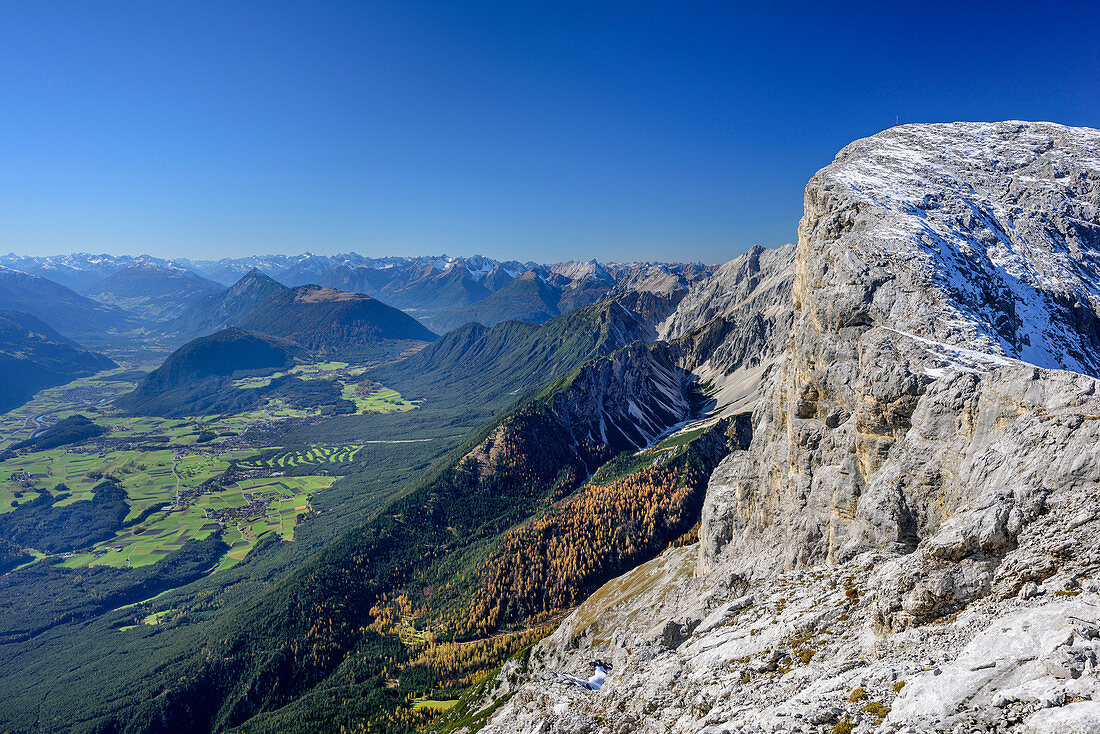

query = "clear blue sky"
[{"left": 2, "top": 1, "right": 1097, "bottom": 264}]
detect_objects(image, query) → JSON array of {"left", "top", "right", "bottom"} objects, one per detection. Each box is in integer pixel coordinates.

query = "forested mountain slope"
[
  {"left": 0, "top": 269, "right": 715, "bottom": 732},
  {"left": 0, "top": 310, "right": 116, "bottom": 412},
  {"left": 235, "top": 284, "right": 436, "bottom": 359},
  {"left": 169, "top": 270, "right": 436, "bottom": 360},
  {"left": 80, "top": 326, "right": 723, "bottom": 731},
  {"left": 370, "top": 299, "right": 652, "bottom": 412},
  {"left": 115, "top": 328, "right": 303, "bottom": 416},
  {"left": 420, "top": 271, "right": 565, "bottom": 333}
]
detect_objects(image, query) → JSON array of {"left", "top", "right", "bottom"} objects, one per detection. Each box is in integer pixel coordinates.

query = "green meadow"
[
  {"left": 57, "top": 473, "right": 334, "bottom": 570},
  {"left": 342, "top": 384, "right": 420, "bottom": 413},
  {"left": 232, "top": 360, "right": 418, "bottom": 415},
  {"left": 0, "top": 360, "right": 372, "bottom": 574}
]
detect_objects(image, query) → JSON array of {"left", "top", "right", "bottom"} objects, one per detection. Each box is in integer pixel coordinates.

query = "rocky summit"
[{"left": 461, "top": 122, "right": 1100, "bottom": 733}]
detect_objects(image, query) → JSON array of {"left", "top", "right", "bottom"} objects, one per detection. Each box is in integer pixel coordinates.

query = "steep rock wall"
[{"left": 699, "top": 123, "right": 1100, "bottom": 618}]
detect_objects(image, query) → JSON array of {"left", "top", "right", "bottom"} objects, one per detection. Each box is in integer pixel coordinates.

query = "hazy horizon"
[{"left": 0, "top": 248, "right": 735, "bottom": 266}]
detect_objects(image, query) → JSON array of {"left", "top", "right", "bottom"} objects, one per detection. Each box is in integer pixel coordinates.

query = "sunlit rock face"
[
  {"left": 700, "top": 121, "right": 1100, "bottom": 589},
  {"left": 464, "top": 123, "right": 1100, "bottom": 734}
]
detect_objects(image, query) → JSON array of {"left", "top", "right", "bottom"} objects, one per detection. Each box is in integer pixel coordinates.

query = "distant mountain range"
[
  {"left": 0, "top": 253, "right": 175, "bottom": 291},
  {"left": 82, "top": 262, "right": 223, "bottom": 320},
  {"left": 421, "top": 270, "right": 582, "bottom": 333},
  {"left": 0, "top": 253, "right": 714, "bottom": 336},
  {"left": 0, "top": 310, "right": 116, "bottom": 413}
]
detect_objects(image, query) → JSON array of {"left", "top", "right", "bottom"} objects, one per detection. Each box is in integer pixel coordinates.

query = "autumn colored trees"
[{"left": 460, "top": 439, "right": 718, "bottom": 635}]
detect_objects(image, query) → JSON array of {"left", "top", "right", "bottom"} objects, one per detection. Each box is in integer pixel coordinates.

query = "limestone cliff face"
[
  {"left": 699, "top": 122, "right": 1100, "bottom": 608},
  {"left": 660, "top": 242, "right": 795, "bottom": 414},
  {"left": 464, "top": 123, "right": 1100, "bottom": 734}
]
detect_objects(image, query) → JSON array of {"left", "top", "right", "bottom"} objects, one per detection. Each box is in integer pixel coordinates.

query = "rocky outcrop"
[
  {"left": 659, "top": 243, "right": 796, "bottom": 415},
  {"left": 462, "top": 340, "right": 706, "bottom": 480},
  {"left": 698, "top": 122, "right": 1100, "bottom": 599},
  {"left": 463, "top": 122, "right": 1100, "bottom": 733},
  {"left": 543, "top": 340, "right": 707, "bottom": 454}
]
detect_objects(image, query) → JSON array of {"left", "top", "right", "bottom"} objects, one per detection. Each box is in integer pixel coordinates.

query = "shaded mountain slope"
[
  {"left": 556, "top": 276, "right": 613, "bottom": 313},
  {"left": 0, "top": 310, "right": 116, "bottom": 413},
  {"left": 84, "top": 262, "right": 223, "bottom": 320},
  {"left": 378, "top": 262, "right": 491, "bottom": 312},
  {"left": 0, "top": 253, "right": 194, "bottom": 291},
  {"left": 308, "top": 262, "right": 405, "bottom": 296},
  {"left": 115, "top": 328, "right": 303, "bottom": 417},
  {"left": 0, "top": 268, "right": 135, "bottom": 342},
  {"left": 170, "top": 271, "right": 436, "bottom": 360},
  {"left": 481, "top": 263, "right": 515, "bottom": 291},
  {"left": 421, "top": 271, "right": 564, "bottom": 333},
  {"left": 370, "top": 299, "right": 651, "bottom": 412},
  {"left": 169, "top": 269, "right": 289, "bottom": 338},
  {"left": 235, "top": 285, "right": 436, "bottom": 359},
  {"left": 657, "top": 242, "right": 797, "bottom": 413}
]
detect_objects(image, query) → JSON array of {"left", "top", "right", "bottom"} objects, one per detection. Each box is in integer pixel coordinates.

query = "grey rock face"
[
  {"left": 661, "top": 243, "right": 795, "bottom": 372},
  {"left": 462, "top": 340, "right": 704, "bottom": 481},
  {"left": 795, "top": 122, "right": 1100, "bottom": 375},
  {"left": 543, "top": 340, "right": 703, "bottom": 453},
  {"left": 699, "top": 122, "right": 1100, "bottom": 611},
  {"left": 659, "top": 242, "right": 796, "bottom": 415},
  {"left": 467, "top": 122, "right": 1100, "bottom": 734}
]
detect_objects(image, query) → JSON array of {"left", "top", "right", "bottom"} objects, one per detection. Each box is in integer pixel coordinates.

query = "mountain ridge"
[
  {"left": 0, "top": 252, "right": 716, "bottom": 335},
  {"left": 169, "top": 270, "right": 436, "bottom": 360}
]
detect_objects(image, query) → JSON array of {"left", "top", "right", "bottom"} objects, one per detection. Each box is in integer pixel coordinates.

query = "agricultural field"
[
  {"left": 0, "top": 359, "right": 385, "bottom": 575},
  {"left": 237, "top": 444, "right": 366, "bottom": 471},
  {"left": 0, "top": 447, "right": 182, "bottom": 515},
  {"left": 232, "top": 360, "right": 366, "bottom": 389},
  {"left": 232, "top": 360, "right": 419, "bottom": 414},
  {"left": 0, "top": 365, "right": 151, "bottom": 451},
  {"left": 342, "top": 384, "right": 419, "bottom": 413},
  {"left": 59, "top": 474, "right": 334, "bottom": 570}
]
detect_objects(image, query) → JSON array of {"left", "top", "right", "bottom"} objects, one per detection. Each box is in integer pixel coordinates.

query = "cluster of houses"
[
  {"left": 6, "top": 470, "right": 43, "bottom": 488},
  {"left": 202, "top": 488, "right": 290, "bottom": 526}
]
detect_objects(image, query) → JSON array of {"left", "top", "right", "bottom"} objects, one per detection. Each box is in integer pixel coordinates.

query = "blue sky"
[{"left": 2, "top": 1, "right": 1097, "bottom": 264}]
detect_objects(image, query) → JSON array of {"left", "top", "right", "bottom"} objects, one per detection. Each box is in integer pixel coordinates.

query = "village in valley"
[{"left": 0, "top": 362, "right": 417, "bottom": 572}]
